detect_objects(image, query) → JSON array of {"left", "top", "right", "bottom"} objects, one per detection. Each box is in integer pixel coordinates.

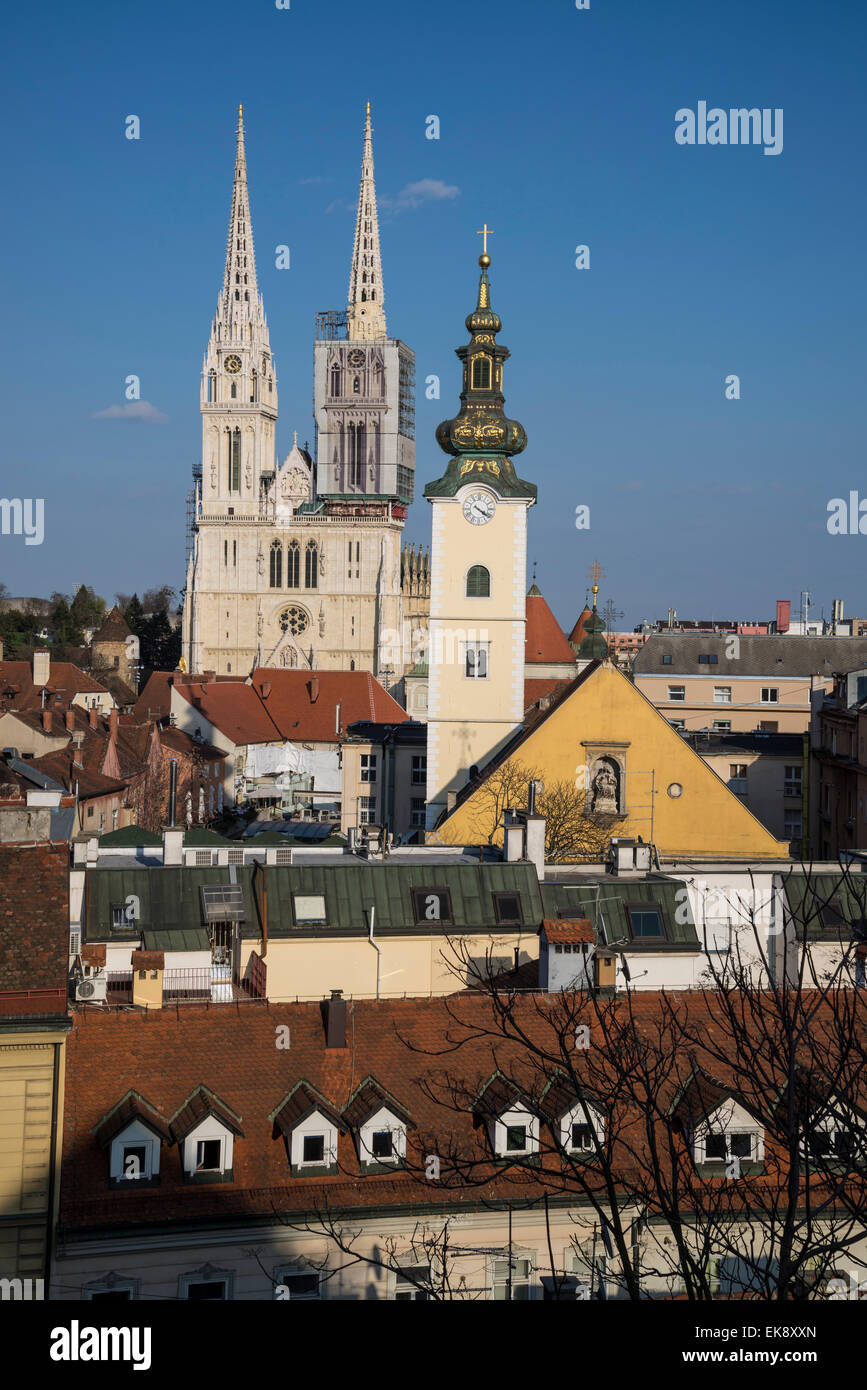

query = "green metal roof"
[
  {"left": 540, "top": 877, "right": 699, "bottom": 949},
  {"left": 182, "top": 829, "right": 234, "bottom": 846},
  {"left": 141, "top": 927, "right": 210, "bottom": 952},
  {"left": 85, "top": 866, "right": 258, "bottom": 943},
  {"left": 98, "top": 826, "right": 162, "bottom": 847},
  {"left": 84, "top": 861, "right": 544, "bottom": 941},
  {"left": 783, "top": 872, "right": 867, "bottom": 941}
]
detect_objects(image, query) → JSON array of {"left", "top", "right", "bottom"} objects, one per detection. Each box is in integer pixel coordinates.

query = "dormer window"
[
  {"left": 95, "top": 1091, "right": 170, "bottom": 1188},
  {"left": 342, "top": 1077, "right": 413, "bottom": 1169},
  {"left": 560, "top": 1100, "right": 605, "bottom": 1157},
  {"left": 170, "top": 1087, "right": 243, "bottom": 1183},
  {"left": 474, "top": 1075, "right": 540, "bottom": 1161},
  {"left": 272, "top": 1083, "right": 341, "bottom": 1174},
  {"left": 692, "top": 1098, "right": 764, "bottom": 1171}
]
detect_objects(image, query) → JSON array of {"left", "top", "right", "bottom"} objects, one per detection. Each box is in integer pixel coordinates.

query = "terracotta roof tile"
[
  {"left": 250, "top": 670, "right": 409, "bottom": 743},
  {"left": 525, "top": 592, "right": 577, "bottom": 666},
  {"left": 542, "top": 919, "right": 595, "bottom": 944}
]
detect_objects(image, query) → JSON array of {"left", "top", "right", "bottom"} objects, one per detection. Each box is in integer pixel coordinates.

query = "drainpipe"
[{"left": 368, "top": 906, "right": 381, "bottom": 999}]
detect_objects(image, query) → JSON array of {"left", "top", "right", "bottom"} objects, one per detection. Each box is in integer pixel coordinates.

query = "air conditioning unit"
[{"left": 75, "top": 974, "right": 107, "bottom": 1003}]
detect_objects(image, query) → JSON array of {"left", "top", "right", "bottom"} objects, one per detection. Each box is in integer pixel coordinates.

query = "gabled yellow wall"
[{"left": 430, "top": 663, "right": 790, "bottom": 859}]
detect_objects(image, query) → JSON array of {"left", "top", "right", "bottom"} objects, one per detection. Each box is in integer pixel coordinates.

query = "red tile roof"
[
  {"left": 59, "top": 991, "right": 864, "bottom": 1233},
  {"left": 92, "top": 606, "right": 132, "bottom": 643},
  {"left": 568, "top": 605, "right": 593, "bottom": 646},
  {"left": 174, "top": 680, "right": 284, "bottom": 747},
  {"left": 542, "top": 919, "right": 595, "bottom": 944},
  {"left": 0, "top": 659, "right": 110, "bottom": 712},
  {"left": 525, "top": 592, "right": 577, "bottom": 666},
  {"left": 524, "top": 678, "right": 570, "bottom": 711},
  {"left": 250, "top": 670, "right": 409, "bottom": 743},
  {"left": 0, "top": 842, "right": 69, "bottom": 1011}
]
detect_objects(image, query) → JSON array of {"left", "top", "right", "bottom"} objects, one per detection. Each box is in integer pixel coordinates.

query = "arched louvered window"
[
  {"left": 286, "top": 540, "right": 300, "bottom": 589},
  {"left": 305, "top": 541, "right": 319, "bottom": 589},
  {"left": 471, "top": 355, "right": 491, "bottom": 390},
  {"left": 466, "top": 565, "right": 491, "bottom": 598},
  {"left": 331, "top": 364, "right": 341, "bottom": 396},
  {"left": 269, "top": 540, "right": 282, "bottom": 589}
]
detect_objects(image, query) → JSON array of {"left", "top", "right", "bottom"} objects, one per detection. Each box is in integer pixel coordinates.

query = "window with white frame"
[
  {"left": 179, "top": 1271, "right": 233, "bottom": 1300},
  {"left": 360, "top": 754, "right": 377, "bottom": 783},
  {"left": 492, "top": 1254, "right": 533, "bottom": 1301},
  {"left": 784, "top": 811, "right": 802, "bottom": 841},
  {"left": 559, "top": 1100, "right": 604, "bottom": 1157},
  {"left": 761, "top": 687, "right": 779, "bottom": 704},
  {"left": 410, "top": 798, "right": 425, "bottom": 827},
  {"left": 713, "top": 687, "right": 731, "bottom": 704},
  {"left": 180, "top": 1117, "right": 235, "bottom": 1178},
  {"left": 411, "top": 754, "right": 426, "bottom": 785},
  {"left": 358, "top": 795, "right": 377, "bottom": 825},
  {"left": 463, "top": 641, "right": 490, "bottom": 680},
  {"left": 784, "top": 765, "right": 802, "bottom": 796},
  {"left": 359, "top": 1106, "right": 406, "bottom": 1165},
  {"left": 490, "top": 1102, "right": 539, "bottom": 1160},
  {"left": 805, "top": 1102, "right": 863, "bottom": 1165},
  {"left": 694, "top": 1100, "right": 764, "bottom": 1168},
  {"left": 712, "top": 720, "right": 731, "bottom": 732},
  {"left": 729, "top": 763, "right": 748, "bottom": 793},
  {"left": 109, "top": 1121, "right": 161, "bottom": 1183},
  {"left": 288, "top": 1112, "right": 338, "bottom": 1170},
  {"left": 274, "top": 1268, "right": 321, "bottom": 1300},
  {"left": 82, "top": 1278, "right": 139, "bottom": 1301},
  {"left": 668, "top": 685, "right": 686, "bottom": 702},
  {"left": 393, "top": 1263, "right": 431, "bottom": 1301}
]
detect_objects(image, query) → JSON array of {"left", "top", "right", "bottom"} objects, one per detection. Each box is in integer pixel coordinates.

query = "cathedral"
[{"left": 183, "top": 106, "right": 429, "bottom": 679}]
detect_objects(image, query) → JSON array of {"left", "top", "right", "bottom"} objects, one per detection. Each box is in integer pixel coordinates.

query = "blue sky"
[{"left": 2, "top": 0, "right": 866, "bottom": 633}]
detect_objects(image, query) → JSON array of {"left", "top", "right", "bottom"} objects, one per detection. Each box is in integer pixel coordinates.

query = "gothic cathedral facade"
[{"left": 183, "top": 106, "right": 429, "bottom": 678}]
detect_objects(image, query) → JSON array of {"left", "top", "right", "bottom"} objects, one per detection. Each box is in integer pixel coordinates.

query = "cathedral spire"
[
  {"left": 216, "top": 104, "right": 265, "bottom": 340},
  {"left": 347, "top": 101, "right": 387, "bottom": 341}
]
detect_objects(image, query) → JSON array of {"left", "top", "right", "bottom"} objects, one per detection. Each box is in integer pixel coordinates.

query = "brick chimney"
[
  {"left": 42, "top": 709, "right": 52, "bottom": 733},
  {"left": 65, "top": 709, "right": 75, "bottom": 733},
  {"left": 32, "top": 650, "right": 50, "bottom": 687},
  {"left": 325, "top": 989, "right": 346, "bottom": 1048},
  {"left": 109, "top": 708, "right": 119, "bottom": 740},
  {"left": 88, "top": 707, "right": 98, "bottom": 729},
  {"left": 776, "top": 600, "right": 791, "bottom": 634}
]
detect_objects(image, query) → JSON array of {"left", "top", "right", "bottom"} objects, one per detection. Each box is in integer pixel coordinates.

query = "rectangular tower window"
[
  {"left": 229, "top": 430, "right": 241, "bottom": 492},
  {"left": 464, "top": 642, "right": 490, "bottom": 680}
]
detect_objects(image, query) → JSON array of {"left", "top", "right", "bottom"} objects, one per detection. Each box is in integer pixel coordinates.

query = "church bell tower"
[{"left": 424, "top": 233, "right": 536, "bottom": 829}]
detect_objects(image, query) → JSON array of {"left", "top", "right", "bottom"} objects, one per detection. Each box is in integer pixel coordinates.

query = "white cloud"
[
  {"left": 384, "top": 179, "right": 461, "bottom": 212},
  {"left": 91, "top": 401, "right": 169, "bottom": 423}
]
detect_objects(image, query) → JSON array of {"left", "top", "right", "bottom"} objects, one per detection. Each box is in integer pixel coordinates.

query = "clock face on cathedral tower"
[{"left": 224, "top": 355, "right": 242, "bottom": 373}]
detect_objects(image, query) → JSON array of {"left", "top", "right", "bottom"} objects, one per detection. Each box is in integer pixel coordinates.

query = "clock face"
[
  {"left": 462, "top": 491, "right": 496, "bottom": 526},
  {"left": 347, "top": 349, "right": 365, "bottom": 367},
  {"left": 225, "top": 355, "right": 242, "bottom": 373}
]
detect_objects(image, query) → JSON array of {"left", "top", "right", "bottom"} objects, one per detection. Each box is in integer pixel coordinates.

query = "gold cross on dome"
[
  {"left": 587, "top": 560, "right": 605, "bottom": 587},
  {"left": 476, "top": 224, "right": 494, "bottom": 255}
]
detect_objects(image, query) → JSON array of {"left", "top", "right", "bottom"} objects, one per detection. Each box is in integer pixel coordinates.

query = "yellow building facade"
[{"left": 430, "top": 662, "right": 790, "bottom": 860}]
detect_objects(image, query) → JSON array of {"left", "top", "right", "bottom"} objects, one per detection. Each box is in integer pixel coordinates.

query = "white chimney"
[
  {"left": 163, "top": 827, "right": 184, "bottom": 866},
  {"left": 32, "top": 650, "right": 50, "bottom": 687}
]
